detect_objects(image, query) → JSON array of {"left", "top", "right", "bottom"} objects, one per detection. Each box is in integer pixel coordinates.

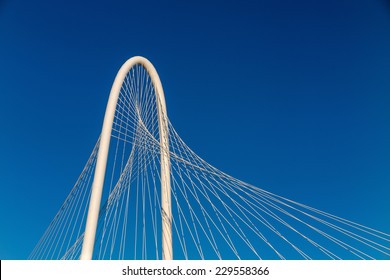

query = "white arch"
[{"left": 80, "top": 56, "right": 172, "bottom": 260}]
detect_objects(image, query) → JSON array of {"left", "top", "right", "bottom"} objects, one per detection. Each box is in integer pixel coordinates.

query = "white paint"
[{"left": 80, "top": 56, "right": 172, "bottom": 260}]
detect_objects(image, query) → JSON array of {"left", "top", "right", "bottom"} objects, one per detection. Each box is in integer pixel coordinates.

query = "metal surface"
[{"left": 80, "top": 56, "right": 172, "bottom": 260}]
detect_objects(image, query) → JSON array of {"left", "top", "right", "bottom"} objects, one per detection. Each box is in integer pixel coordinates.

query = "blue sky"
[{"left": 0, "top": 0, "right": 389, "bottom": 259}]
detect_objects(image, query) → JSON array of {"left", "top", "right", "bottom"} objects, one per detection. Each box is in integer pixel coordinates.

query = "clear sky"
[{"left": 0, "top": 0, "right": 389, "bottom": 259}]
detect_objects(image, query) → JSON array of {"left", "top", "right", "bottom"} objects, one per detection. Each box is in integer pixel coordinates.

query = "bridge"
[{"left": 29, "top": 56, "right": 390, "bottom": 260}]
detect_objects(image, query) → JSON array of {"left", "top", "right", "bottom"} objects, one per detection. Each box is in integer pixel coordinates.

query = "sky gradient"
[{"left": 0, "top": 0, "right": 389, "bottom": 259}]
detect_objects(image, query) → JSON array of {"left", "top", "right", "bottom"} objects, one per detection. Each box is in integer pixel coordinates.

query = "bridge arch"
[{"left": 80, "top": 56, "right": 172, "bottom": 260}]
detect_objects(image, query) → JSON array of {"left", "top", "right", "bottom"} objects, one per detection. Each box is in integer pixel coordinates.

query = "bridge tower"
[{"left": 80, "top": 56, "right": 172, "bottom": 260}]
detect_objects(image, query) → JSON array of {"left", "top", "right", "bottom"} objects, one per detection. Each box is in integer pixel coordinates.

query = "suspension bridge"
[{"left": 29, "top": 56, "right": 390, "bottom": 260}]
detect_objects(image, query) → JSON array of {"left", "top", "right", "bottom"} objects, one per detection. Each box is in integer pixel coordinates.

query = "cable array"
[
  {"left": 30, "top": 62, "right": 390, "bottom": 260},
  {"left": 29, "top": 140, "right": 99, "bottom": 260}
]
